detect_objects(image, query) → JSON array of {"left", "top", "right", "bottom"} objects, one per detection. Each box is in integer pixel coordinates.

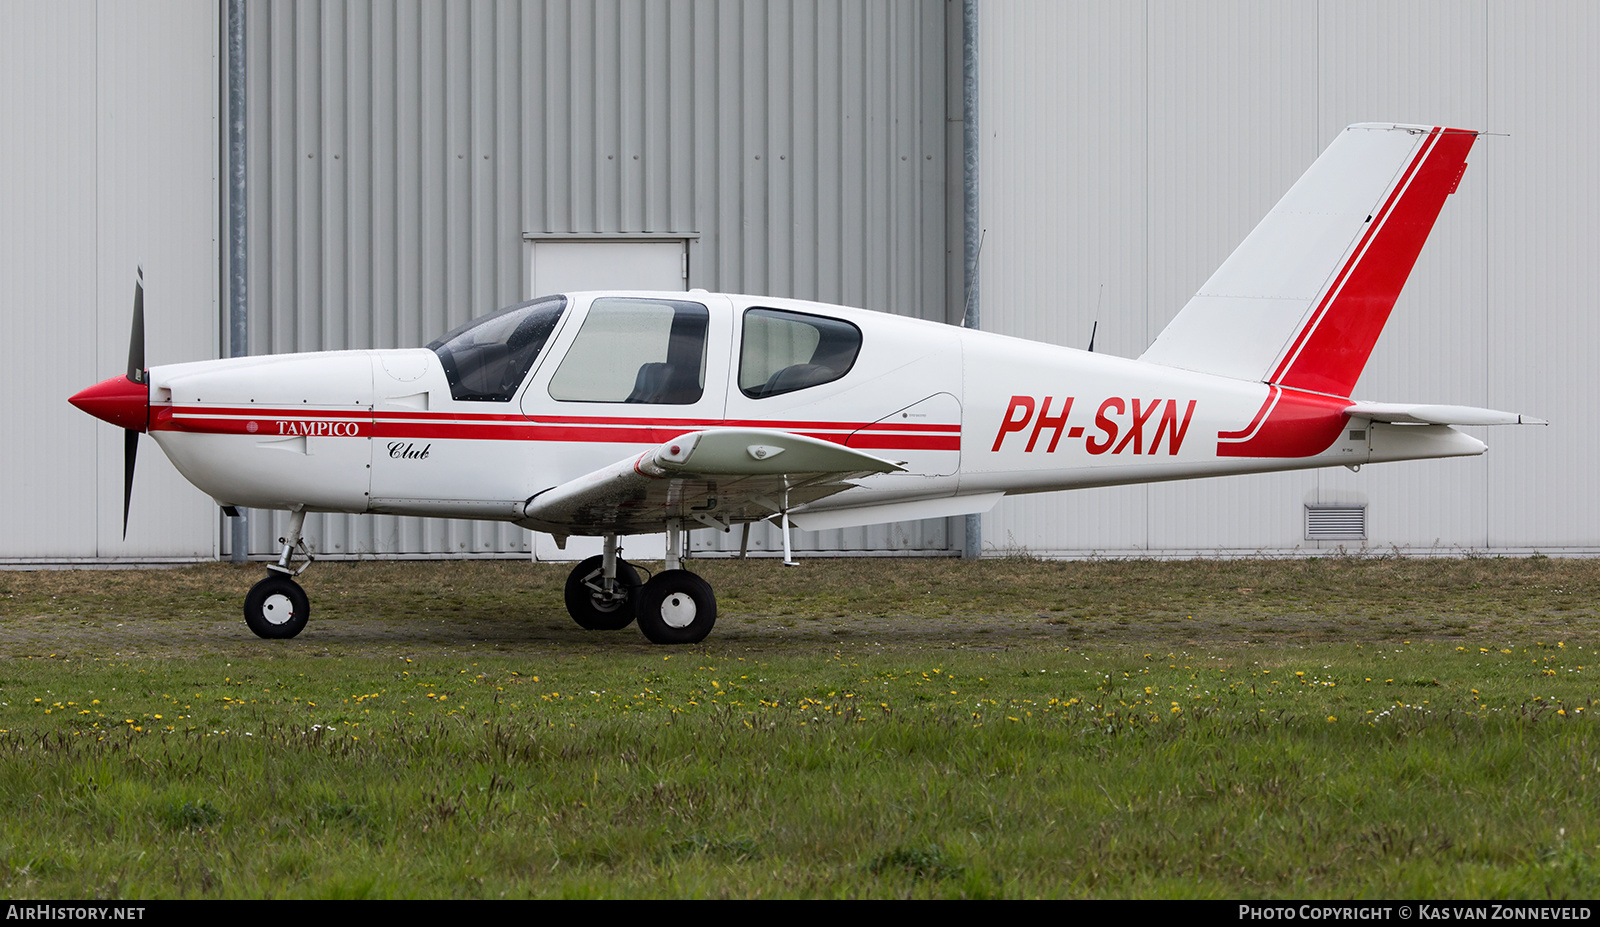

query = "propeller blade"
[
  {"left": 124, "top": 267, "right": 145, "bottom": 538},
  {"left": 123, "top": 428, "right": 139, "bottom": 539},
  {"left": 127, "top": 267, "right": 145, "bottom": 383}
]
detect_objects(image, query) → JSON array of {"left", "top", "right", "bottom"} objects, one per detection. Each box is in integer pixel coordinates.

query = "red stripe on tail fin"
[{"left": 1271, "top": 127, "right": 1477, "bottom": 397}]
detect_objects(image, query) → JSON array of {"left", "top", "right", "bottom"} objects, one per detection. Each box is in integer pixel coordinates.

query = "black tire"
[
  {"left": 635, "top": 570, "right": 716, "bottom": 645},
  {"left": 244, "top": 574, "right": 310, "bottom": 639},
  {"left": 564, "top": 555, "right": 642, "bottom": 630}
]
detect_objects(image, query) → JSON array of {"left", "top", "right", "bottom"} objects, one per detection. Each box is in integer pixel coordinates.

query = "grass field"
[{"left": 0, "top": 556, "right": 1595, "bottom": 898}]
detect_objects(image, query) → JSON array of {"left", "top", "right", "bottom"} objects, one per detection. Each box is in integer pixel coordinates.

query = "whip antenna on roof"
[
  {"left": 961, "top": 229, "right": 986, "bottom": 329},
  {"left": 1087, "top": 284, "right": 1102, "bottom": 352}
]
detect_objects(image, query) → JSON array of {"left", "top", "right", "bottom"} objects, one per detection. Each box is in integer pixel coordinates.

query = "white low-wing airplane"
[{"left": 71, "top": 123, "right": 1541, "bottom": 645}]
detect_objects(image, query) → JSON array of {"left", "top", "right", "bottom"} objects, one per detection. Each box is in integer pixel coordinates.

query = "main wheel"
[
  {"left": 564, "top": 555, "right": 642, "bottom": 630},
  {"left": 635, "top": 570, "right": 716, "bottom": 645},
  {"left": 243, "top": 574, "right": 310, "bottom": 639}
]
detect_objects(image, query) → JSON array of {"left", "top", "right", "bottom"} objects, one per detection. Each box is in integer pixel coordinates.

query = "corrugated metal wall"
[
  {"left": 239, "top": 0, "right": 954, "bottom": 558},
  {"left": 30, "top": 1, "right": 1594, "bottom": 563},
  {"left": 3, "top": 0, "right": 218, "bottom": 563},
  {"left": 979, "top": 0, "right": 1598, "bottom": 556}
]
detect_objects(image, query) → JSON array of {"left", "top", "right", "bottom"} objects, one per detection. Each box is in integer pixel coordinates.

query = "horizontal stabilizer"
[{"left": 1347, "top": 402, "right": 1546, "bottom": 426}]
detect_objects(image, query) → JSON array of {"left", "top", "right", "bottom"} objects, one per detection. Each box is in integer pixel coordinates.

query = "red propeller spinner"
[{"left": 68, "top": 373, "right": 149, "bottom": 432}]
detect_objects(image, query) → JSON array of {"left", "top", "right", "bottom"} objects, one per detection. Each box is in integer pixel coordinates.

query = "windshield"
[{"left": 427, "top": 296, "right": 567, "bottom": 401}]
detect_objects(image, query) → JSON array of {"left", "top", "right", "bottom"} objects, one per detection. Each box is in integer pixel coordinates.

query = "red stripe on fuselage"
[
  {"left": 1216, "top": 387, "right": 1282, "bottom": 443},
  {"left": 843, "top": 432, "right": 961, "bottom": 451},
  {"left": 150, "top": 404, "right": 961, "bottom": 452},
  {"left": 1215, "top": 387, "right": 1351, "bottom": 458}
]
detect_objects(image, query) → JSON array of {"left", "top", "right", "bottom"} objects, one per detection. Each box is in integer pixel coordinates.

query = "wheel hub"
[
  {"left": 260, "top": 593, "right": 296, "bottom": 625},
  {"left": 659, "top": 593, "right": 697, "bottom": 628}
]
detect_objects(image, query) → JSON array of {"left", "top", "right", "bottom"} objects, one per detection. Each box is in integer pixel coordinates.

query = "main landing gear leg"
[
  {"left": 563, "top": 535, "right": 641, "bottom": 630},
  {"left": 243, "top": 507, "right": 313, "bottom": 640},
  {"left": 636, "top": 518, "right": 717, "bottom": 645}
]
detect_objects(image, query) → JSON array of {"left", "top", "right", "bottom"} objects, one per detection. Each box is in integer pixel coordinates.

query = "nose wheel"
[
  {"left": 242, "top": 506, "right": 313, "bottom": 640},
  {"left": 244, "top": 574, "right": 310, "bottom": 639}
]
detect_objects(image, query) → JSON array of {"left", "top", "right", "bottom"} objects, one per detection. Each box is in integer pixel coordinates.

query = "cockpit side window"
[
  {"left": 739, "top": 308, "right": 862, "bottom": 398},
  {"left": 428, "top": 296, "right": 567, "bottom": 402},
  {"left": 548, "top": 297, "right": 710, "bottom": 404}
]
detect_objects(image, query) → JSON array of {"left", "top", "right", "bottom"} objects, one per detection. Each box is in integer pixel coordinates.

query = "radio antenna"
[{"left": 1087, "top": 284, "right": 1102, "bottom": 352}]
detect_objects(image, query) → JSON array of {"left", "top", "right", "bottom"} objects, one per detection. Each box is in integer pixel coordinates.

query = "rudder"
[{"left": 1140, "top": 123, "right": 1476, "bottom": 398}]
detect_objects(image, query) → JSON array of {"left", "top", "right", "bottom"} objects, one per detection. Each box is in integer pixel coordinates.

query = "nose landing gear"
[
  {"left": 243, "top": 507, "right": 313, "bottom": 640},
  {"left": 244, "top": 573, "right": 309, "bottom": 639}
]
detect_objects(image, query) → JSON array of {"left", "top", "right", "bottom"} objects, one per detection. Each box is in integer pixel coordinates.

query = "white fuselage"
[{"left": 144, "top": 291, "right": 1483, "bottom": 531}]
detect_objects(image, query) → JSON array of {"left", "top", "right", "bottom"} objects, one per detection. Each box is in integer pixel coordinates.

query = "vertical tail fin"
[{"left": 1140, "top": 123, "right": 1476, "bottom": 397}]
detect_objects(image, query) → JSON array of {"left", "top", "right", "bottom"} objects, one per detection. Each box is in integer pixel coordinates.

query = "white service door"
[{"left": 527, "top": 240, "right": 687, "bottom": 297}]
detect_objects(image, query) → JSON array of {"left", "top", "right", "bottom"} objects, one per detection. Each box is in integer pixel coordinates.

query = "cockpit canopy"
[
  {"left": 427, "top": 294, "right": 866, "bottom": 405},
  {"left": 428, "top": 296, "right": 566, "bottom": 402}
]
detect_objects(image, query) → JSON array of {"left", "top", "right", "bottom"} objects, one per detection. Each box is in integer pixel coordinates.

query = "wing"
[{"left": 515, "top": 428, "right": 904, "bottom": 537}]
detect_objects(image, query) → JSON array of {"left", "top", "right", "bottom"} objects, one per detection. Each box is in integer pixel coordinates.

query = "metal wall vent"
[{"left": 1306, "top": 504, "right": 1367, "bottom": 540}]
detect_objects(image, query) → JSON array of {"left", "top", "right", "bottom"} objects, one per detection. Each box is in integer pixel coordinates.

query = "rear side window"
[
  {"left": 549, "top": 297, "right": 710, "bottom": 404},
  {"left": 428, "top": 296, "right": 566, "bottom": 401},
  {"left": 739, "top": 308, "right": 862, "bottom": 398}
]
